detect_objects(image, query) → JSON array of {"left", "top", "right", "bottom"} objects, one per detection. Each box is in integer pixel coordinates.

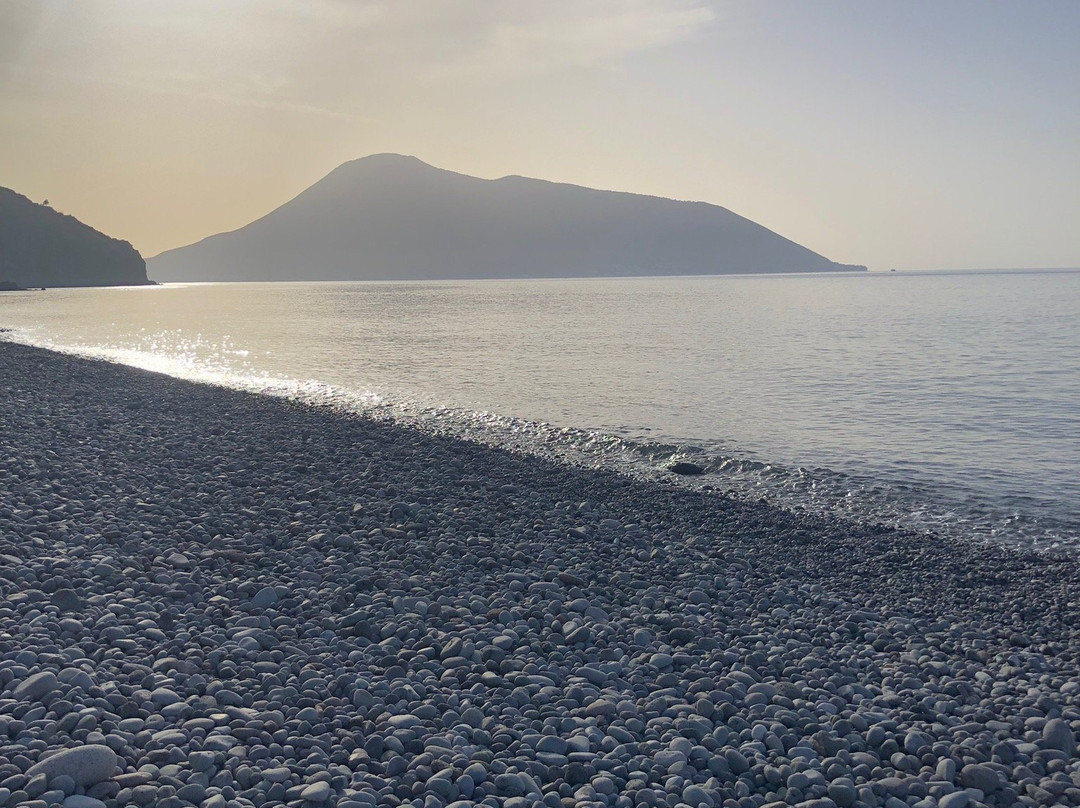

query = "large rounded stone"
[
  {"left": 63, "top": 797, "right": 107, "bottom": 808},
  {"left": 252, "top": 585, "right": 279, "bottom": 608},
  {"left": 13, "top": 671, "right": 58, "bottom": 702},
  {"left": 959, "top": 763, "right": 1001, "bottom": 793},
  {"left": 667, "top": 461, "right": 705, "bottom": 475},
  {"left": 301, "top": 781, "right": 331, "bottom": 802},
  {"left": 26, "top": 745, "right": 118, "bottom": 787},
  {"left": 1043, "top": 718, "right": 1076, "bottom": 754},
  {"left": 51, "top": 589, "right": 84, "bottom": 612}
]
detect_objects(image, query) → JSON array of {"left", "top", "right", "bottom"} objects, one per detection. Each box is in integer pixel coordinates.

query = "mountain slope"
[
  {"left": 0, "top": 187, "right": 150, "bottom": 288},
  {"left": 150, "top": 154, "right": 864, "bottom": 281}
]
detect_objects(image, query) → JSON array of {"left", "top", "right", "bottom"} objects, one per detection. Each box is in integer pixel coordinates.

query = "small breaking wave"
[{"left": 393, "top": 407, "right": 1077, "bottom": 551}]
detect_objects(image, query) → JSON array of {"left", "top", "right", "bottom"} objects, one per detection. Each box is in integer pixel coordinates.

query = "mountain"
[
  {"left": 149, "top": 154, "right": 865, "bottom": 282},
  {"left": 0, "top": 187, "right": 151, "bottom": 288}
]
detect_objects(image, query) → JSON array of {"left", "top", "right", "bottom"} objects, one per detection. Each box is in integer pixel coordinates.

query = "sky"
[{"left": 1, "top": 0, "right": 1078, "bottom": 271}]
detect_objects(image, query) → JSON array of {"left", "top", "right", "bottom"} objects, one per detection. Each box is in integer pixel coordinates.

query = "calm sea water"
[{"left": 2, "top": 271, "right": 1078, "bottom": 549}]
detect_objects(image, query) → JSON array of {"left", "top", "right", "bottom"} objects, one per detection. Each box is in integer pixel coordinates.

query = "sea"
[{"left": 2, "top": 269, "right": 1078, "bottom": 550}]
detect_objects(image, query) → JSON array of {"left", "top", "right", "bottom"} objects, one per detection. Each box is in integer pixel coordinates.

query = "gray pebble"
[
  {"left": 25, "top": 745, "right": 117, "bottom": 787},
  {"left": 0, "top": 342, "right": 1078, "bottom": 808},
  {"left": 13, "top": 671, "right": 58, "bottom": 701}
]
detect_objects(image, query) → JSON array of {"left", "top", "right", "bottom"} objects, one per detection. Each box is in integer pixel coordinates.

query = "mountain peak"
[
  {"left": 335, "top": 153, "right": 435, "bottom": 174},
  {"left": 149, "top": 159, "right": 865, "bottom": 281}
]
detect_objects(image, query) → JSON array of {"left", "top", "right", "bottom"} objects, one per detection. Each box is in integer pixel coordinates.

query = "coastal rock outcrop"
[{"left": 0, "top": 187, "right": 150, "bottom": 288}]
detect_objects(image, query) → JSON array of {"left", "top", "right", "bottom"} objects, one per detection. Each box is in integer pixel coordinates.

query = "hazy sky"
[{"left": 2, "top": 1, "right": 1077, "bottom": 270}]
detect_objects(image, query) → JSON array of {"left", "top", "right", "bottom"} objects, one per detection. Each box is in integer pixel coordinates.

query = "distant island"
[
  {"left": 0, "top": 187, "right": 151, "bottom": 288},
  {"left": 150, "top": 154, "right": 866, "bottom": 282}
]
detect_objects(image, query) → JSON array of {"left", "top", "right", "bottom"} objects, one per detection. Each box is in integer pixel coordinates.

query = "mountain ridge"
[{"left": 150, "top": 154, "right": 865, "bottom": 281}]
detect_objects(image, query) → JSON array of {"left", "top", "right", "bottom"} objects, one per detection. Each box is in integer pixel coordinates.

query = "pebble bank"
[{"left": 1, "top": 341, "right": 1079, "bottom": 808}]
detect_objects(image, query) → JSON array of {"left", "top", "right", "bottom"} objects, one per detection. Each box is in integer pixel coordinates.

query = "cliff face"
[
  {"left": 150, "top": 154, "right": 866, "bottom": 282},
  {"left": 0, "top": 187, "right": 150, "bottom": 288}
]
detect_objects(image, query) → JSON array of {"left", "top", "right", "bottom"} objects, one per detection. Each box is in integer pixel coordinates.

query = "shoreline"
[
  {"left": 2, "top": 341, "right": 1079, "bottom": 808},
  {"left": 1, "top": 327, "right": 1071, "bottom": 553}
]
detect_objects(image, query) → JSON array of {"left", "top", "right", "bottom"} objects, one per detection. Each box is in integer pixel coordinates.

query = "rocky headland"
[
  {"left": 0, "top": 189, "right": 150, "bottom": 289},
  {"left": 0, "top": 340, "right": 1078, "bottom": 808}
]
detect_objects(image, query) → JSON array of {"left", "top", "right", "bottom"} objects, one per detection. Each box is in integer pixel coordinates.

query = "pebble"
[
  {"left": 24, "top": 745, "right": 117, "bottom": 787},
  {"left": 63, "top": 797, "right": 107, "bottom": 808},
  {"left": 938, "top": 793, "right": 970, "bottom": 808},
  {"left": 1043, "top": 717, "right": 1076, "bottom": 754},
  {"left": 251, "top": 585, "right": 279, "bottom": 608},
  {"left": 959, "top": 763, "right": 1001, "bottom": 793},
  {"left": 13, "top": 670, "right": 58, "bottom": 701},
  {"left": 301, "top": 781, "right": 331, "bottom": 801},
  {"left": 50, "top": 589, "right": 84, "bottom": 611},
  {"left": 0, "top": 341, "right": 1079, "bottom": 808}
]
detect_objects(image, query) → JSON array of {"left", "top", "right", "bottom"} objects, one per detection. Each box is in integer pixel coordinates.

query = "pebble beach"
[{"left": 2, "top": 340, "right": 1080, "bottom": 808}]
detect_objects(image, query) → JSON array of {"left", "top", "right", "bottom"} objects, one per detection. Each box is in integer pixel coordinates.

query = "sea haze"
[{"left": 2, "top": 270, "right": 1077, "bottom": 548}]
